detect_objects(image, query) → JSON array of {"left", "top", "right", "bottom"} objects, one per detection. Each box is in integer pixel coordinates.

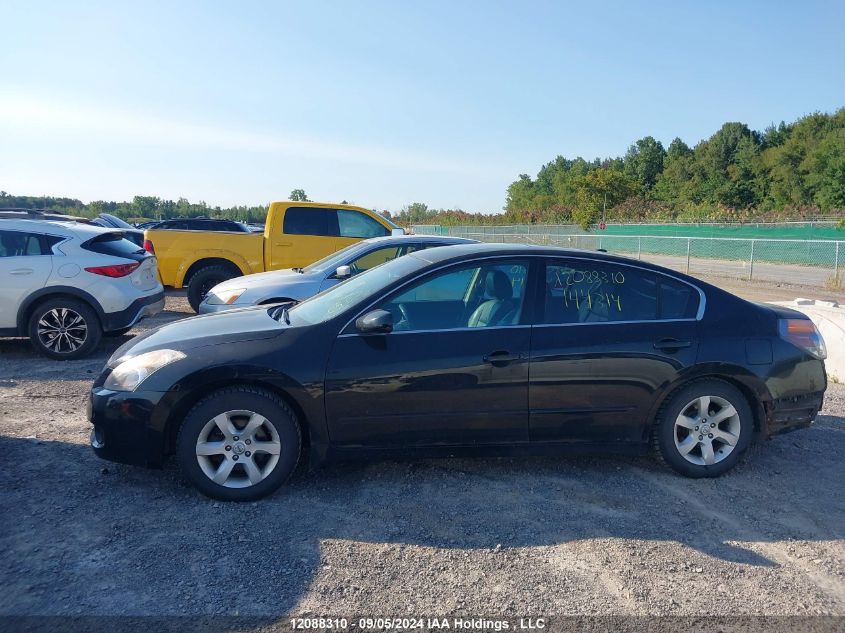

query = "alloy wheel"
[
  {"left": 195, "top": 410, "right": 281, "bottom": 488},
  {"left": 36, "top": 308, "right": 88, "bottom": 354},
  {"left": 673, "top": 395, "right": 741, "bottom": 466}
]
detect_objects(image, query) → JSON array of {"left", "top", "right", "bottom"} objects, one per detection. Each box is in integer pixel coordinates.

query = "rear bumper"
[
  {"left": 88, "top": 386, "right": 166, "bottom": 467},
  {"left": 102, "top": 291, "right": 165, "bottom": 332},
  {"left": 765, "top": 391, "right": 825, "bottom": 436}
]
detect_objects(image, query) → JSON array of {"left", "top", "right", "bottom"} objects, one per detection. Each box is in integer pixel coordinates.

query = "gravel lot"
[{"left": 1, "top": 280, "right": 844, "bottom": 621}]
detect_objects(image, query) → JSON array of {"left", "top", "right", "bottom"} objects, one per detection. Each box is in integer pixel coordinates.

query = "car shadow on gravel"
[{"left": 2, "top": 416, "right": 843, "bottom": 617}]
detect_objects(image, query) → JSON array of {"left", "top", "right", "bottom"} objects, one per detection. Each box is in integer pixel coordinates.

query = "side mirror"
[
  {"left": 391, "top": 228, "right": 405, "bottom": 236},
  {"left": 355, "top": 309, "right": 393, "bottom": 334},
  {"left": 335, "top": 265, "right": 352, "bottom": 279}
]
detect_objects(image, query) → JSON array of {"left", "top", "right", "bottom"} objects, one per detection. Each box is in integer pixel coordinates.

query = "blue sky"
[{"left": 1, "top": 0, "right": 843, "bottom": 213}]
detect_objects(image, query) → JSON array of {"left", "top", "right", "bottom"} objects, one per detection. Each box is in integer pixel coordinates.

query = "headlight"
[
  {"left": 206, "top": 288, "right": 246, "bottom": 305},
  {"left": 104, "top": 349, "right": 186, "bottom": 391}
]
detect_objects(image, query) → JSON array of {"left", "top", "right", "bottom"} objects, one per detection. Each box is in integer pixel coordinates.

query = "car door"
[
  {"left": 271, "top": 207, "right": 339, "bottom": 269},
  {"left": 0, "top": 230, "right": 56, "bottom": 328},
  {"left": 324, "top": 258, "right": 535, "bottom": 448},
  {"left": 529, "top": 257, "right": 701, "bottom": 445}
]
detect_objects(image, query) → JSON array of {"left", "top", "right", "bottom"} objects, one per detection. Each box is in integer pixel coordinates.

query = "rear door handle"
[
  {"left": 483, "top": 351, "right": 523, "bottom": 365},
  {"left": 10, "top": 268, "right": 34, "bottom": 275},
  {"left": 654, "top": 338, "right": 692, "bottom": 351}
]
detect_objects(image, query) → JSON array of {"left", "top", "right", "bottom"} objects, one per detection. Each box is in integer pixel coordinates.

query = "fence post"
[
  {"left": 686, "top": 238, "right": 691, "bottom": 274},
  {"left": 836, "top": 242, "right": 840, "bottom": 280},
  {"left": 749, "top": 239, "right": 755, "bottom": 280},
  {"left": 599, "top": 236, "right": 603, "bottom": 250},
  {"left": 637, "top": 237, "right": 641, "bottom": 260}
]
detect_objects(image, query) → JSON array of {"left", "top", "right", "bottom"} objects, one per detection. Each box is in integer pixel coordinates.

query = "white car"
[{"left": 0, "top": 213, "right": 165, "bottom": 359}]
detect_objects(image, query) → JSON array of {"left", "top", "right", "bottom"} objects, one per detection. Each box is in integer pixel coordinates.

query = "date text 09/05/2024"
[{"left": 289, "top": 617, "right": 547, "bottom": 630}]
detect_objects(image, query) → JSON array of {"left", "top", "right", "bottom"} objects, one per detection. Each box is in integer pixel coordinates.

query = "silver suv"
[{"left": 0, "top": 214, "right": 164, "bottom": 359}]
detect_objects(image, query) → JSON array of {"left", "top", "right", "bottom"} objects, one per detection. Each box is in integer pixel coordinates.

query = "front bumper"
[
  {"left": 765, "top": 390, "right": 825, "bottom": 436},
  {"left": 88, "top": 386, "right": 168, "bottom": 467},
  {"left": 102, "top": 291, "right": 165, "bottom": 332}
]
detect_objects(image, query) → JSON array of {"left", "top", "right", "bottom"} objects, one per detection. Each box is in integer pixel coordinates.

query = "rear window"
[
  {"left": 82, "top": 233, "right": 147, "bottom": 260},
  {"left": 283, "top": 207, "right": 336, "bottom": 236}
]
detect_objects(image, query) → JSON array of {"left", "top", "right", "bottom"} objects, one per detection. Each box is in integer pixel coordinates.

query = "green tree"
[
  {"left": 289, "top": 189, "right": 309, "bottom": 202},
  {"left": 623, "top": 136, "right": 665, "bottom": 195},
  {"left": 573, "top": 169, "right": 636, "bottom": 228}
]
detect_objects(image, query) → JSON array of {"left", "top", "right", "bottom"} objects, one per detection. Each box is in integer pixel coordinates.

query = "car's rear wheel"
[
  {"left": 187, "top": 265, "right": 238, "bottom": 312},
  {"left": 176, "top": 386, "right": 301, "bottom": 501},
  {"left": 653, "top": 379, "right": 753, "bottom": 477},
  {"left": 27, "top": 298, "right": 102, "bottom": 360}
]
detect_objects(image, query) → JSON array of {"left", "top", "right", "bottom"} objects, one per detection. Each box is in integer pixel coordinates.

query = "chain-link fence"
[{"left": 411, "top": 226, "right": 845, "bottom": 288}]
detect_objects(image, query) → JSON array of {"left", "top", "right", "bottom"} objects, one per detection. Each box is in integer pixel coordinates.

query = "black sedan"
[{"left": 89, "top": 244, "right": 827, "bottom": 501}]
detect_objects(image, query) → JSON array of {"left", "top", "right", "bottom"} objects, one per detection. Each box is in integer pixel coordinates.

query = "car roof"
[
  {"left": 1, "top": 218, "right": 127, "bottom": 240},
  {"left": 404, "top": 242, "right": 680, "bottom": 273},
  {"left": 361, "top": 235, "right": 477, "bottom": 246}
]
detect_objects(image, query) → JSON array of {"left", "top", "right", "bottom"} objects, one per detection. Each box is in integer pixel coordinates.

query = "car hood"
[
  {"left": 108, "top": 305, "right": 284, "bottom": 365},
  {"left": 210, "top": 268, "right": 322, "bottom": 299}
]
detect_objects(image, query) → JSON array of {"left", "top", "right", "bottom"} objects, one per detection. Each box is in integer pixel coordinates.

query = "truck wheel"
[
  {"left": 187, "top": 266, "right": 238, "bottom": 312},
  {"left": 28, "top": 298, "right": 102, "bottom": 360}
]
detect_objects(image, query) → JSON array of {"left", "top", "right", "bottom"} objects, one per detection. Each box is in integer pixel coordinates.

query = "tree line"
[{"left": 394, "top": 108, "right": 845, "bottom": 228}]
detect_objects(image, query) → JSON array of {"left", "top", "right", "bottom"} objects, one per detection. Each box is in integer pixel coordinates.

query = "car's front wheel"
[
  {"left": 653, "top": 379, "right": 753, "bottom": 477},
  {"left": 176, "top": 386, "right": 301, "bottom": 501},
  {"left": 28, "top": 298, "right": 102, "bottom": 360}
]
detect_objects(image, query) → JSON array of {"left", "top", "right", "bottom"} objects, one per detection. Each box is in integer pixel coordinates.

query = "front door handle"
[
  {"left": 483, "top": 351, "right": 523, "bottom": 365},
  {"left": 654, "top": 338, "right": 692, "bottom": 351},
  {"left": 10, "top": 268, "right": 34, "bottom": 275}
]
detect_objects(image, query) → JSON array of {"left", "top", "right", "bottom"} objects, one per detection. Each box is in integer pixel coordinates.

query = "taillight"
[
  {"left": 85, "top": 262, "right": 141, "bottom": 278},
  {"left": 143, "top": 239, "right": 155, "bottom": 255},
  {"left": 778, "top": 318, "right": 827, "bottom": 360}
]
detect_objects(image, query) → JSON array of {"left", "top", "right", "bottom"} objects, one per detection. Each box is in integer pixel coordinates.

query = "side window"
[
  {"left": 350, "top": 246, "right": 401, "bottom": 273},
  {"left": 543, "top": 260, "right": 698, "bottom": 324},
  {"left": 380, "top": 260, "right": 528, "bottom": 331},
  {"left": 283, "top": 207, "right": 334, "bottom": 236},
  {"left": 0, "top": 231, "right": 54, "bottom": 257},
  {"left": 337, "top": 210, "right": 389, "bottom": 238},
  {"left": 659, "top": 276, "right": 700, "bottom": 319}
]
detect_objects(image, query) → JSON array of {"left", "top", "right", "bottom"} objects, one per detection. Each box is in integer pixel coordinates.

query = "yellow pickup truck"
[{"left": 144, "top": 201, "right": 403, "bottom": 311}]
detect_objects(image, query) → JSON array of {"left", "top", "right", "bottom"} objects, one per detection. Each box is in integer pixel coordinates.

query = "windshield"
[
  {"left": 290, "top": 254, "right": 424, "bottom": 325},
  {"left": 302, "top": 241, "right": 372, "bottom": 274}
]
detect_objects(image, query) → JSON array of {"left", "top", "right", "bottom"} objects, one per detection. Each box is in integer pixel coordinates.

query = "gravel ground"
[{"left": 1, "top": 282, "right": 844, "bottom": 620}]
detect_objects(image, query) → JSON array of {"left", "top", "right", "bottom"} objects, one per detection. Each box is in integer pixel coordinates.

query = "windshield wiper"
[
  {"left": 269, "top": 304, "right": 291, "bottom": 324},
  {"left": 292, "top": 267, "right": 304, "bottom": 273}
]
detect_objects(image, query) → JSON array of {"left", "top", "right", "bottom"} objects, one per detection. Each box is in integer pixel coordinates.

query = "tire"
[
  {"left": 28, "top": 298, "right": 102, "bottom": 360},
  {"left": 176, "top": 386, "right": 301, "bottom": 501},
  {"left": 652, "top": 379, "right": 753, "bottom": 478},
  {"left": 187, "top": 265, "right": 238, "bottom": 313}
]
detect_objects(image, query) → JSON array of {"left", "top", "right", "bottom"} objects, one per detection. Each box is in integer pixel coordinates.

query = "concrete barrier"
[{"left": 773, "top": 299, "right": 845, "bottom": 382}]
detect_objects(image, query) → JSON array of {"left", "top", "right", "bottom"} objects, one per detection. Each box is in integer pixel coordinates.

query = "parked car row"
[
  {"left": 1, "top": 203, "right": 829, "bottom": 499},
  {"left": 0, "top": 202, "right": 406, "bottom": 357}
]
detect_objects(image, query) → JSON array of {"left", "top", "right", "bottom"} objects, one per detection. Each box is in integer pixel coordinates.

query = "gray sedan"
[{"left": 198, "top": 234, "right": 476, "bottom": 314}]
